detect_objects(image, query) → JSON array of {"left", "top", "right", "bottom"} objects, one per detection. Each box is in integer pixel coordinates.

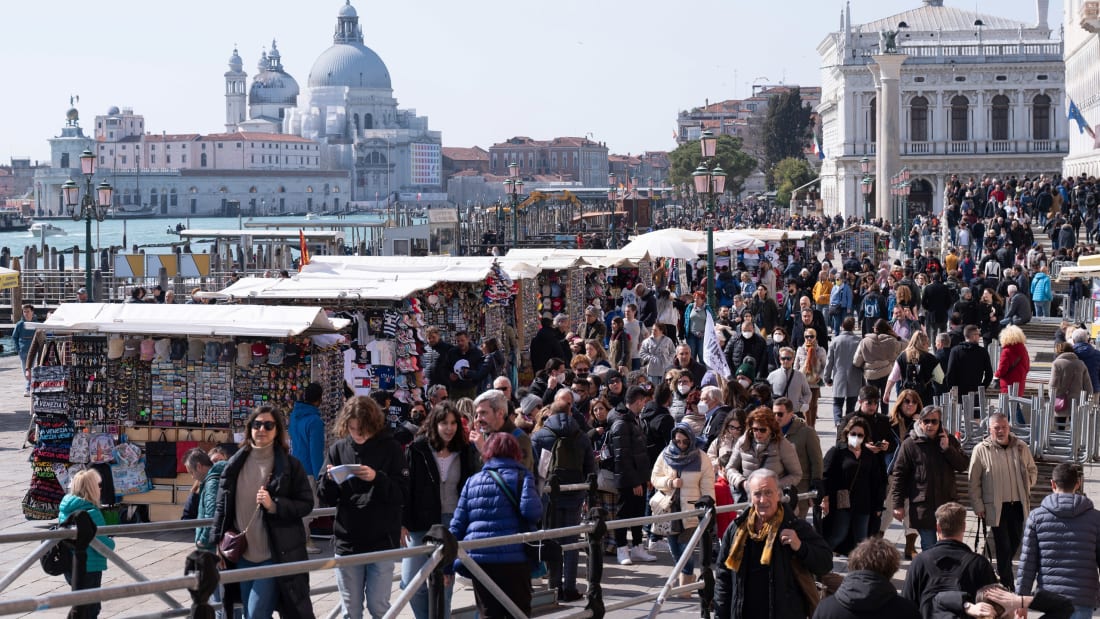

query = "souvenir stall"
[
  {"left": 23, "top": 303, "right": 347, "bottom": 522},
  {"left": 208, "top": 256, "right": 527, "bottom": 404},
  {"left": 831, "top": 224, "right": 890, "bottom": 265}
]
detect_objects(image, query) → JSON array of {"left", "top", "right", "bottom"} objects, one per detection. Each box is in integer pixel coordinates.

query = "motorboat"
[
  {"left": 0, "top": 211, "right": 31, "bottom": 232},
  {"left": 29, "top": 223, "right": 67, "bottom": 237}
]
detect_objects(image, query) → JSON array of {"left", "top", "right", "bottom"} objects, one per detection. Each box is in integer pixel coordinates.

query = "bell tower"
[{"left": 225, "top": 46, "right": 247, "bottom": 132}]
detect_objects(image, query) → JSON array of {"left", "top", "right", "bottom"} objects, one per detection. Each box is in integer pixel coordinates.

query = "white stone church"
[{"left": 816, "top": 0, "right": 1066, "bottom": 219}]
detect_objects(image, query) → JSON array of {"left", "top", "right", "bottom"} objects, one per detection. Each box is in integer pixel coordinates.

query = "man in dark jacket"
[
  {"left": 724, "top": 318, "right": 768, "bottom": 380},
  {"left": 813, "top": 537, "right": 921, "bottom": 619},
  {"left": 921, "top": 273, "right": 952, "bottom": 342},
  {"left": 749, "top": 285, "right": 779, "bottom": 334},
  {"left": 289, "top": 383, "right": 326, "bottom": 554},
  {"left": 635, "top": 283, "right": 658, "bottom": 328},
  {"left": 903, "top": 502, "right": 997, "bottom": 619},
  {"left": 714, "top": 469, "right": 832, "bottom": 619},
  {"left": 952, "top": 288, "right": 982, "bottom": 329},
  {"left": 531, "top": 405, "right": 595, "bottom": 601},
  {"left": 1071, "top": 328, "right": 1100, "bottom": 392},
  {"left": 945, "top": 325, "right": 994, "bottom": 399},
  {"left": 440, "top": 331, "right": 482, "bottom": 400},
  {"left": 424, "top": 327, "right": 454, "bottom": 388},
  {"left": 1017, "top": 462, "right": 1100, "bottom": 617},
  {"left": 530, "top": 317, "right": 567, "bottom": 377},
  {"left": 672, "top": 343, "right": 707, "bottom": 386},
  {"left": 607, "top": 386, "right": 655, "bottom": 565}
]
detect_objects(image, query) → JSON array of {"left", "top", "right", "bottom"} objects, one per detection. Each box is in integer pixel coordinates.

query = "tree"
[
  {"left": 759, "top": 87, "right": 813, "bottom": 186},
  {"left": 668, "top": 134, "right": 757, "bottom": 198},
  {"left": 773, "top": 157, "right": 816, "bottom": 206}
]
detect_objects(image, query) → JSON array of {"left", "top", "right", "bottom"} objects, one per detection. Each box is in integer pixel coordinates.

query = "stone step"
[{"left": 953, "top": 459, "right": 1060, "bottom": 512}]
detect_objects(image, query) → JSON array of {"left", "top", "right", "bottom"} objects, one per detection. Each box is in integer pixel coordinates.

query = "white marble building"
[
  {"left": 817, "top": 0, "right": 1066, "bottom": 219},
  {"left": 1063, "top": 0, "right": 1100, "bottom": 177}
]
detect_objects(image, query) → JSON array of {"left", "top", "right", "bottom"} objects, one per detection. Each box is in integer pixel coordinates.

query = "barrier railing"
[{"left": 0, "top": 479, "right": 817, "bottom": 619}]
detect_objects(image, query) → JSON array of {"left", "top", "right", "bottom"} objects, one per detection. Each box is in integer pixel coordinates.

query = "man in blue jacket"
[
  {"left": 290, "top": 382, "right": 325, "bottom": 554},
  {"left": 1029, "top": 265, "right": 1053, "bottom": 318},
  {"left": 1017, "top": 463, "right": 1100, "bottom": 619}
]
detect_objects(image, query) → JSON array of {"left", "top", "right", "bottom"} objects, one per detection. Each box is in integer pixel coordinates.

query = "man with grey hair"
[
  {"left": 1000, "top": 284, "right": 1031, "bottom": 326},
  {"left": 426, "top": 384, "right": 449, "bottom": 407},
  {"left": 472, "top": 389, "right": 533, "bottom": 471},
  {"left": 698, "top": 385, "right": 729, "bottom": 448},
  {"left": 1071, "top": 328, "right": 1100, "bottom": 392},
  {"left": 967, "top": 411, "right": 1037, "bottom": 589}
]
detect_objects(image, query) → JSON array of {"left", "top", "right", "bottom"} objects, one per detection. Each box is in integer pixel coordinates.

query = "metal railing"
[{"left": 0, "top": 477, "right": 819, "bottom": 619}]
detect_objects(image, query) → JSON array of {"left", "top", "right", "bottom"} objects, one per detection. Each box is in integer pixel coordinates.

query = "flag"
[
  {"left": 703, "top": 310, "right": 732, "bottom": 379},
  {"left": 1068, "top": 100, "right": 1096, "bottom": 139},
  {"left": 812, "top": 134, "right": 825, "bottom": 160},
  {"left": 298, "top": 229, "right": 310, "bottom": 271}
]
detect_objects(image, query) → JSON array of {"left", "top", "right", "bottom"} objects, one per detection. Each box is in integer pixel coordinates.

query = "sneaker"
[
  {"left": 646, "top": 538, "right": 669, "bottom": 553},
  {"left": 630, "top": 545, "right": 657, "bottom": 563},
  {"left": 306, "top": 544, "right": 322, "bottom": 555},
  {"left": 616, "top": 546, "right": 633, "bottom": 565}
]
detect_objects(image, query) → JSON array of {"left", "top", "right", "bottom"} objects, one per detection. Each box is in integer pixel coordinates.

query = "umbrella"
[{"left": 620, "top": 234, "right": 701, "bottom": 260}]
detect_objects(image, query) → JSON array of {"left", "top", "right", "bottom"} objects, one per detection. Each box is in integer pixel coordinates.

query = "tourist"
[
  {"left": 288, "top": 383, "right": 325, "bottom": 555},
  {"left": 650, "top": 423, "right": 714, "bottom": 597},
  {"left": 825, "top": 317, "right": 864, "bottom": 425},
  {"left": 608, "top": 386, "right": 656, "bottom": 565},
  {"left": 13, "top": 303, "right": 35, "bottom": 396},
  {"left": 821, "top": 416, "right": 885, "bottom": 552},
  {"left": 725, "top": 407, "right": 802, "bottom": 501},
  {"left": 1049, "top": 340, "right": 1094, "bottom": 429},
  {"left": 58, "top": 469, "right": 115, "bottom": 619},
  {"left": 812, "top": 537, "right": 920, "bottom": 619}
]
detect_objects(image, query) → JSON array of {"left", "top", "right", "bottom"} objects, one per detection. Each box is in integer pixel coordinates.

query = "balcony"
[
  {"left": 906, "top": 142, "right": 932, "bottom": 155},
  {"left": 948, "top": 141, "right": 973, "bottom": 154},
  {"left": 850, "top": 41, "right": 1063, "bottom": 65},
  {"left": 858, "top": 139, "right": 1066, "bottom": 158}
]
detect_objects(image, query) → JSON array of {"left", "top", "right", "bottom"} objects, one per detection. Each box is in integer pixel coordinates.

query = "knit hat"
[{"left": 736, "top": 357, "right": 757, "bottom": 379}]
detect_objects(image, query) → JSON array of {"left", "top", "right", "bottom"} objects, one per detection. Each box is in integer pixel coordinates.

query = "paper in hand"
[{"left": 329, "top": 464, "right": 360, "bottom": 483}]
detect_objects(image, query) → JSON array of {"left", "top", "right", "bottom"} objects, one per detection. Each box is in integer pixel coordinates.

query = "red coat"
[{"left": 996, "top": 342, "right": 1030, "bottom": 393}]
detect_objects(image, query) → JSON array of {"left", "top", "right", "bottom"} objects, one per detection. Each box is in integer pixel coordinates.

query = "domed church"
[{"left": 230, "top": 1, "right": 442, "bottom": 201}]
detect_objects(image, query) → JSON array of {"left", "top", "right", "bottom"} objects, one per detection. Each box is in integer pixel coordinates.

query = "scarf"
[
  {"left": 662, "top": 423, "right": 702, "bottom": 472},
  {"left": 802, "top": 343, "right": 816, "bottom": 377},
  {"left": 725, "top": 504, "right": 785, "bottom": 573}
]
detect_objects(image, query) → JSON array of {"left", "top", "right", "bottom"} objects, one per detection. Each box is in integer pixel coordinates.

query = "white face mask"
[
  {"left": 847, "top": 434, "right": 864, "bottom": 449},
  {"left": 741, "top": 331, "right": 753, "bottom": 339},
  {"left": 697, "top": 402, "right": 708, "bottom": 415},
  {"left": 738, "top": 377, "right": 752, "bottom": 389},
  {"left": 678, "top": 384, "right": 692, "bottom": 396},
  {"left": 773, "top": 333, "right": 785, "bottom": 343}
]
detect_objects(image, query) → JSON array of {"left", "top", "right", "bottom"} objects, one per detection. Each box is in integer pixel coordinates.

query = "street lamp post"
[
  {"left": 890, "top": 167, "right": 912, "bottom": 253},
  {"left": 503, "top": 161, "right": 523, "bottom": 246},
  {"left": 62, "top": 149, "right": 113, "bottom": 302},
  {"left": 607, "top": 172, "right": 617, "bottom": 249},
  {"left": 692, "top": 131, "right": 727, "bottom": 312},
  {"left": 860, "top": 156, "right": 873, "bottom": 223}
]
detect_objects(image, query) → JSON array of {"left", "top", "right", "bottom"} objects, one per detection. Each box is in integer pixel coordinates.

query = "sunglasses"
[
  {"left": 780, "top": 356, "right": 793, "bottom": 361},
  {"left": 920, "top": 418, "right": 940, "bottom": 425},
  {"left": 729, "top": 425, "right": 743, "bottom": 432},
  {"left": 575, "top": 367, "right": 591, "bottom": 372},
  {"left": 902, "top": 399, "right": 917, "bottom": 405},
  {"left": 848, "top": 433, "right": 866, "bottom": 438},
  {"left": 805, "top": 335, "right": 816, "bottom": 340},
  {"left": 251, "top": 420, "right": 276, "bottom": 431},
  {"left": 751, "top": 427, "right": 769, "bottom": 434}
]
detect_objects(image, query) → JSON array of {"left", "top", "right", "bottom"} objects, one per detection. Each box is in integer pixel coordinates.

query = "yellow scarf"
[{"left": 725, "top": 505, "right": 784, "bottom": 573}]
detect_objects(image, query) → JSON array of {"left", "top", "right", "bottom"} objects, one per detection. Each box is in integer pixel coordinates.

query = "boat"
[
  {"left": 107, "top": 203, "right": 157, "bottom": 219},
  {"left": 0, "top": 211, "right": 31, "bottom": 232},
  {"left": 304, "top": 212, "right": 319, "bottom": 220},
  {"left": 29, "top": 222, "right": 67, "bottom": 237}
]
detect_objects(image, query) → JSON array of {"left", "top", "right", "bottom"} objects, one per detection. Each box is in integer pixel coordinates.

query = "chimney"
[{"left": 1035, "top": 0, "right": 1049, "bottom": 29}]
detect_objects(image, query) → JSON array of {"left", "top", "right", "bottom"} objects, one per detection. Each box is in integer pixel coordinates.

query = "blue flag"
[{"left": 1068, "top": 99, "right": 1094, "bottom": 138}]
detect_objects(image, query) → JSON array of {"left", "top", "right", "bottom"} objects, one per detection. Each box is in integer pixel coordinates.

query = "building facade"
[
  {"left": 488, "top": 136, "right": 609, "bottom": 187},
  {"left": 817, "top": 0, "right": 1065, "bottom": 218},
  {"left": 1064, "top": 0, "right": 1100, "bottom": 177}
]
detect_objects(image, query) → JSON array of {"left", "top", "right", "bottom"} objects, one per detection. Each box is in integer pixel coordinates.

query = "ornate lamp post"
[
  {"left": 62, "top": 149, "right": 112, "bottom": 302},
  {"left": 860, "top": 156, "right": 874, "bottom": 222},
  {"left": 692, "top": 130, "right": 727, "bottom": 311},
  {"left": 503, "top": 161, "right": 523, "bottom": 245}
]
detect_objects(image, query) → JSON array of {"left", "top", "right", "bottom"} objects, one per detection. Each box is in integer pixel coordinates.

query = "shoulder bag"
[
  {"left": 218, "top": 501, "right": 261, "bottom": 563},
  {"left": 487, "top": 468, "right": 552, "bottom": 578}
]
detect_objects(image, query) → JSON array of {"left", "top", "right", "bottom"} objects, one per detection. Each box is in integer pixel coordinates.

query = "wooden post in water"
[{"left": 93, "top": 271, "right": 104, "bottom": 303}]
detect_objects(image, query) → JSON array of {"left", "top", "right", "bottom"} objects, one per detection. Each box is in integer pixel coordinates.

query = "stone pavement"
[{"left": 0, "top": 353, "right": 1096, "bottom": 618}]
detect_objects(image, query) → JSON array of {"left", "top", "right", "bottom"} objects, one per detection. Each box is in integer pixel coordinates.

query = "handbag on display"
[
  {"left": 176, "top": 431, "right": 200, "bottom": 473},
  {"left": 145, "top": 431, "right": 178, "bottom": 479}
]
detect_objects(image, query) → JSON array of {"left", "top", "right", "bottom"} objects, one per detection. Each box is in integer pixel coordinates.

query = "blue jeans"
[
  {"left": 833, "top": 396, "right": 856, "bottom": 426},
  {"left": 1070, "top": 606, "right": 1095, "bottom": 619},
  {"left": 829, "top": 307, "right": 843, "bottom": 336},
  {"left": 543, "top": 500, "right": 582, "bottom": 591},
  {"left": 667, "top": 530, "right": 695, "bottom": 574},
  {"left": 336, "top": 556, "right": 395, "bottom": 619},
  {"left": 686, "top": 334, "right": 703, "bottom": 365},
  {"left": 824, "top": 510, "right": 870, "bottom": 551},
  {"left": 917, "top": 528, "right": 938, "bottom": 552},
  {"left": 401, "top": 520, "right": 454, "bottom": 619},
  {"left": 1034, "top": 301, "right": 1050, "bottom": 317},
  {"left": 236, "top": 558, "right": 276, "bottom": 619}
]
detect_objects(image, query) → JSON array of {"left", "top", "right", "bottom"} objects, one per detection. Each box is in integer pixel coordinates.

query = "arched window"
[
  {"left": 365, "top": 113, "right": 373, "bottom": 129},
  {"left": 200, "top": 153, "right": 208, "bottom": 167},
  {"left": 1033, "top": 94, "right": 1051, "bottom": 140},
  {"left": 991, "top": 95, "right": 1010, "bottom": 141},
  {"left": 170, "top": 188, "right": 178, "bottom": 206},
  {"left": 869, "top": 97, "right": 877, "bottom": 142},
  {"left": 950, "top": 95, "right": 969, "bottom": 141},
  {"left": 353, "top": 113, "right": 360, "bottom": 132},
  {"left": 910, "top": 96, "right": 929, "bottom": 142},
  {"left": 189, "top": 187, "right": 198, "bottom": 194}
]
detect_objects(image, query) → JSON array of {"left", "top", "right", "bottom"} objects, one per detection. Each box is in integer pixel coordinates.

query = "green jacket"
[
  {"left": 58, "top": 495, "right": 115, "bottom": 573},
  {"left": 195, "top": 460, "right": 227, "bottom": 551}
]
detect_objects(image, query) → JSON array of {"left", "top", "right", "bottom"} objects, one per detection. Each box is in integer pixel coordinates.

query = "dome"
[
  {"left": 228, "top": 48, "right": 243, "bottom": 72},
  {"left": 308, "top": 43, "right": 391, "bottom": 89},
  {"left": 338, "top": 1, "right": 357, "bottom": 17},
  {"left": 106, "top": 105, "right": 120, "bottom": 115},
  {"left": 66, "top": 107, "right": 80, "bottom": 122},
  {"left": 249, "top": 69, "right": 300, "bottom": 106}
]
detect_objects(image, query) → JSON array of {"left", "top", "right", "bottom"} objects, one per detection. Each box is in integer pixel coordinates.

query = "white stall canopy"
[{"left": 39, "top": 303, "right": 348, "bottom": 337}]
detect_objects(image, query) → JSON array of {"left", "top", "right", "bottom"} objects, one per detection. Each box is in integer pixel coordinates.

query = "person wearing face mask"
[
  {"left": 764, "top": 326, "right": 789, "bottom": 374},
  {"left": 679, "top": 387, "right": 707, "bottom": 438},
  {"left": 639, "top": 323, "right": 677, "bottom": 388},
  {"left": 821, "top": 416, "right": 886, "bottom": 552},
  {"left": 668, "top": 369, "right": 696, "bottom": 422},
  {"left": 724, "top": 316, "right": 767, "bottom": 381}
]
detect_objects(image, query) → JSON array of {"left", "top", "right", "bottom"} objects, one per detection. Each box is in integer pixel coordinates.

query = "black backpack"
[
  {"left": 902, "top": 357, "right": 923, "bottom": 392},
  {"left": 917, "top": 552, "right": 985, "bottom": 618},
  {"left": 546, "top": 427, "right": 586, "bottom": 485}
]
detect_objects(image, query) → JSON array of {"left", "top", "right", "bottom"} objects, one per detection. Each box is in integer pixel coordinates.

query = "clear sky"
[{"left": 2, "top": 0, "right": 1062, "bottom": 162}]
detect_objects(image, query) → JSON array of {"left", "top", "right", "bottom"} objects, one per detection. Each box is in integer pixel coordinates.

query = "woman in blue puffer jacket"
[
  {"left": 450, "top": 432, "right": 542, "bottom": 619},
  {"left": 58, "top": 468, "right": 116, "bottom": 619}
]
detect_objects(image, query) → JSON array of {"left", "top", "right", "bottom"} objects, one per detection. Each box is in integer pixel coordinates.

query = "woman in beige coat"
[
  {"left": 1048, "top": 341, "right": 1094, "bottom": 427},
  {"left": 853, "top": 319, "right": 903, "bottom": 416},
  {"left": 725, "top": 407, "right": 803, "bottom": 496},
  {"left": 651, "top": 422, "right": 714, "bottom": 597}
]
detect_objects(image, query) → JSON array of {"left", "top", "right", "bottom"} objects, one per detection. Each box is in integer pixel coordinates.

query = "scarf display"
[
  {"left": 725, "top": 504, "right": 785, "bottom": 572},
  {"left": 662, "top": 423, "right": 702, "bottom": 472}
]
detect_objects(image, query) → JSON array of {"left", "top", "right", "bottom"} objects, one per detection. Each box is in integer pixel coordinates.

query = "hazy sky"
[{"left": 2, "top": 0, "right": 1062, "bottom": 162}]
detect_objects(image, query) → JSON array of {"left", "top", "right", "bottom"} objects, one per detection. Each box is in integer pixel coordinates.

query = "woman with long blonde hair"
[
  {"left": 994, "top": 325, "right": 1030, "bottom": 424},
  {"left": 883, "top": 331, "right": 942, "bottom": 407}
]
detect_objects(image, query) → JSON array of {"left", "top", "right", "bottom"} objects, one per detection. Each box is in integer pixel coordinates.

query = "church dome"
[
  {"left": 249, "top": 42, "right": 300, "bottom": 106},
  {"left": 308, "top": 43, "right": 391, "bottom": 89},
  {"left": 338, "top": 1, "right": 357, "bottom": 17}
]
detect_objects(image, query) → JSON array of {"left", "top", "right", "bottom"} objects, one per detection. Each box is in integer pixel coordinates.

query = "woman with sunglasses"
[
  {"left": 651, "top": 423, "right": 715, "bottom": 597},
  {"left": 212, "top": 406, "right": 315, "bottom": 619},
  {"left": 821, "top": 416, "right": 885, "bottom": 553},
  {"left": 725, "top": 407, "right": 802, "bottom": 502},
  {"left": 794, "top": 327, "right": 827, "bottom": 427},
  {"left": 889, "top": 405, "right": 968, "bottom": 553},
  {"left": 879, "top": 390, "right": 923, "bottom": 556},
  {"left": 320, "top": 396, "right": 409, "bottom": 619}
]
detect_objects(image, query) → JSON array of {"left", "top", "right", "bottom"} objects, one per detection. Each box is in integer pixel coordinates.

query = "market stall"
[
  {"left": 23, "top": 303, "right": 347, "bottom": 522},
  {"left": 831, "top": 224, "right": 890, "bottom": 265}
]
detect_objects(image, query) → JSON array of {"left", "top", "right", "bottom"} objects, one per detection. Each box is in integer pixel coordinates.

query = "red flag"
[{"left": 298, "top": 230, "right": 310, "bottom": 271}]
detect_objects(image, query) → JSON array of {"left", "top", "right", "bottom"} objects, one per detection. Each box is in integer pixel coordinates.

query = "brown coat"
[
  {"left": 1049, "top": 351, "right": 1094, "bottom": 401},
  {"left": 854, "top": 333, "right": 903, "bottom": 381},
  {"left": 889, "top": 425, "right": 969, "bottom": 530}
]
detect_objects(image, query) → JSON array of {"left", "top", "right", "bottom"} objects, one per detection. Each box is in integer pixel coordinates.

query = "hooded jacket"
[
  {"left": 1049, "top": 350, "right": 1094, "bottom": 405},
  {"left": 196, "top": 460, "right": 228, "bottom": 551},
  {"left": 289, "top": 400, "right": 325, "bottom": 478},
  {"left": 853, "top": 332, "right": 903, "bottom": 381},
  {"left": 1071, "top": 343, "right": 1100, "bottom": 392},
  {"left": 1017, "top": 492, "right": 1100, "bottom": 607},
  {"left": 725, "top": 331, "right": 768, "bottom": 380},
  {"left": 58, "top": 494, "right": 115, "bottom": 573},
  {"left": 531, "top": 412, "right": 596, "bottom": 508},
  {"left": 640, "top": 400, "right": 675, "bottom": 468},
  {"left": 651, "top": 424, "right": 715, "bottom": 529},
  {"left": 889, "top": 423, "right": 968, "bottom": 530},
  {"left": 725, "top": 433, "right": 803, "bottom": 492},
  {"left": 607, "top": 407, "right": 651, "bottom": 490},
  {"left": 995, "top": 341, "right": 1030, "bottom": 392},
  {"left": 812, "top": 570, "right": 921, "bottom": 619},
  {"left": 967, "top": 433, "right": 1038, "bottom": 527}
]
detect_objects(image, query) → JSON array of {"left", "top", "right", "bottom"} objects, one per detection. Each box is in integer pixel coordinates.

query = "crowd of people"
[{"left": 52, "top": 171, "right": 1100, "bottom": 619}]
